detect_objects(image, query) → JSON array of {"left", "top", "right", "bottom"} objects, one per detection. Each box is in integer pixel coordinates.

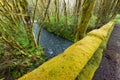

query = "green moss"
[
  {"left": 76, "top": 20, "right": 115, "bottom": 80},
  {"left": 18, "top": 20, "right": 114, "bottom": 80},
  {"left": 76, "top": 48, "right": 103, "bottom": 80}
]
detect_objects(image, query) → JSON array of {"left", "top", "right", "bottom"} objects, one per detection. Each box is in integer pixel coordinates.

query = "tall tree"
[{"left": 75, "top": 0, "right": 96, "bottom": 42}]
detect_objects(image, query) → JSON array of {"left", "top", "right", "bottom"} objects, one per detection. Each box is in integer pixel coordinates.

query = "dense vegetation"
[
  {"left": 0, "top": 0, "right": 45, "bottom": 79},
  {"left": 0, "top": 0, "right": 120, "bottom": 79}
]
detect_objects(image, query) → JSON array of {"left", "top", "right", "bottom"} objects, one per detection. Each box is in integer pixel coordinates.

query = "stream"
[{"left": 34, "top": 24, "right": 73, "bottom": 59}]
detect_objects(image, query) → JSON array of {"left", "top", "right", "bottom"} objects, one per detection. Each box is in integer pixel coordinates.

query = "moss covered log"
[
  {"left": 76, "top": 21, "right": 114, "bottom": 80},
  {"left": 18, "top": 20, "right": 114, "bottom": 80}
]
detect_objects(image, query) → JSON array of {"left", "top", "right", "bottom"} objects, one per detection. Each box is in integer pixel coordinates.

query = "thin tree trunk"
[
  {"left": 111, "top": 0, "right": 120, "bottom": 19},
  {"left": 63, "top": 0, "right": 67, "bottom": 28},
  {"left": 73, "top": 0, "right": 81, "bottom": 34},
  {"left": 37, "top": 0, "right": 51, "bottom": 45},
  {"left": 54, "top": 0, "right": 59, "bottom": 22}
]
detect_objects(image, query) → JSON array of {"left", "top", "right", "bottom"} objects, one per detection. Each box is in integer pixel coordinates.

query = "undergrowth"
[
  {"left": 0, "top": 21, "right": 46, "bottom": 79},
  {"left": 0, "top": 38, "right": 45, "bottom": 79},
  {"left": 43, "top": 15, "right": 97, "bottom": 42}
]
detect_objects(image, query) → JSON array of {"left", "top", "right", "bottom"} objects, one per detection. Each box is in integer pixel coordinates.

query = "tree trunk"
[{"left": 75, "top": 0, "right": 96, "bottom": 42}]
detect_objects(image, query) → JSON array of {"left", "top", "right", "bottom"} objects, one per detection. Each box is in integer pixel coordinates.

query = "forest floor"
[{"left": 93, "top": 24, "right": 120, "bottom": 80}]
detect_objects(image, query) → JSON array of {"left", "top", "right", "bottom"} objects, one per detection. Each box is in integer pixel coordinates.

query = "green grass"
[
  {"left": 43, "top": 22, "right": 75, "bottom": 41},
  {"left": 42, "top": 16, "right": 76, "bottom": 42},
  {"left": 43, "top": 14, "right": 119, "bottom": 42},
  {"left": 115, "top": 14, "right": 120, "bottom": 24},
  {"left": 43, "top": 15, "right": 97, "bottom": 42}
]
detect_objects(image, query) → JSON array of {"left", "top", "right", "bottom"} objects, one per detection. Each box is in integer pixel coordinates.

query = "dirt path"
[{"left": 93, "top": 25, "right": 120, "bottom": 80}]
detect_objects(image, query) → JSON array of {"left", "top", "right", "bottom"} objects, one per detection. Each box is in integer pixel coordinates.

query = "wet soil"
[{"left": 93, "top": 25, "right": 120, "bottom": 80}]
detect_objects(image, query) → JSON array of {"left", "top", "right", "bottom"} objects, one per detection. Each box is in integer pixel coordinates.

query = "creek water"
[{"left": 34, "top": 24, "right": 73, "bottom": 59}]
